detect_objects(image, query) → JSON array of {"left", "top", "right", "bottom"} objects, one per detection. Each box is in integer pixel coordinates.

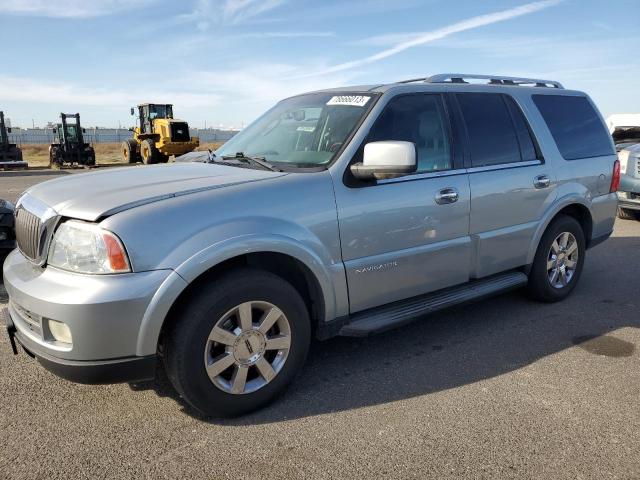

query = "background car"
[
  {"left": 617, "top": 143, "right": 640, "bottom": 220},
  {"left": 0, "top": 199, "right": 15, "bottom": 252}
]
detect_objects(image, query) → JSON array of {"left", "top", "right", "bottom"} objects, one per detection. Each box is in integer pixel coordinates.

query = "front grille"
[
  {"left": 636, "top": 158, "right": 640, "bottom": 176},
  {"left": 170, "top": 122, "right": 190, "bottom": 142},
  {"left": 15, "top": 207, "right": 42, "bottom": 261}
]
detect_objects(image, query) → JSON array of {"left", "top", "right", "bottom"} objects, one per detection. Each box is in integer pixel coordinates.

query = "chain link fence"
[{"left": 8, "top": 128, "right": 238, "bottom": 145}]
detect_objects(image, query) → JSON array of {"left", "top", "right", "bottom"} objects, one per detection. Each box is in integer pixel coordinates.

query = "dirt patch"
[{"left": 20, "top": 142, "right": 224, "bottom": 168}]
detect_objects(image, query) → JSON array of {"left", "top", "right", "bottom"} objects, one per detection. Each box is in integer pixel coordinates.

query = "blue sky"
[{"left": 0, "top": 0, "right": 637, "bottom": 129}]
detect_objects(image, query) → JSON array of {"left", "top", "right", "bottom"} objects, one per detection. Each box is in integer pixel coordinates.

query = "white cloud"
[
  {"left": 302, "top": 0, "right": 563, "bottom": 77},
  {"left": 0, "top": 75, "right": 221, "bottom": 109},
  {"left": 185, "top": 0, "right": 286, "bottom": 30},
  {"left": 0, "top": 0, "right": 156, "bottom": 18}
]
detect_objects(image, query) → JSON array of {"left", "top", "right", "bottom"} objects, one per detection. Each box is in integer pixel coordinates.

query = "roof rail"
[{"left": 398, "top": 73, "right": 564, "bottom": 89}]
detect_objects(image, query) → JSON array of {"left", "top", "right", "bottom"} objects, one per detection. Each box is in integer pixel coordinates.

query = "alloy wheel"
[
  {"left": 203, "top": 301, "right": 291, "bottom": 395},
  {"left": 547, "top": 231, "right": 579, "bottom": 289}
]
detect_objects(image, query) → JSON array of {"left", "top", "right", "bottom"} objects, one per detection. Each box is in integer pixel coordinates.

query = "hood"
[{"left": 23, "top": 162, "right": 287, "bottom": 221}]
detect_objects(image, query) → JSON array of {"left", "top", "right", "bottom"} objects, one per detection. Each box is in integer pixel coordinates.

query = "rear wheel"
[
  {"left": 49, "top": 145, "right": 63, "bottom": 169},
  {"left": 122, "top": 139, "right": 139, "bottom": 163},
  {"left": 527, "top": 215, "right": 585, "bottom": 303},
  {"left": 164, "top": 269, "right": 311, "bottom": 417},
  {"left": 140, "top": 139, "right": 158, "bottom": 164},
  {"left": 84, "top": 147, "right": 96, "bottom": 166},
  {"left": 617, "top": 207, "right": 639, "bottom": 221}
]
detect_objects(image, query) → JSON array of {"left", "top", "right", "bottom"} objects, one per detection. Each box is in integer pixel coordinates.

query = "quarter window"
[
  {"left": 457, "top": 93, "right": 522, "bottom": 167},
  {"left": 367, "top": 94, "right": 452, "bottom": 173},
  {"left": 533, "top": 94, "right": 614, "bottom": 160}
]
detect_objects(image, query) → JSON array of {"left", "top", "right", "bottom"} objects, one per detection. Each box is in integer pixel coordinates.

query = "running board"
[{"left": 339, "top": 271, "right": 528, "bottom": 337}]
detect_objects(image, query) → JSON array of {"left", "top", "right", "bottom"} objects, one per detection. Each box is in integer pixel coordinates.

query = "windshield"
[
  {"left": 216, "top": 92, "right": 376, "bottom": 167},
  {"left": 149, "top": 104, "right": 172, "bottom": 120}
]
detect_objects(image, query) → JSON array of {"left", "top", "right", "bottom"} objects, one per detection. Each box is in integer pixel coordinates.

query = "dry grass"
[
  {"left": 20, "top": 141, "right": 224, "bottom": 168},
  {"left": 20, "top": 143, "right": 123, "bottom": 168}
]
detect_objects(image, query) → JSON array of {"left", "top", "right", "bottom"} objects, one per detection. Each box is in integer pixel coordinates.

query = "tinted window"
[
  {"left": 457, "top": 93, "right": 521, "bottom": 167},
  {"left": 533, "top": 95, "right": 614, "bottom": 160},
  {"left": 505, "top": 96, "right": 538, "bottom": 161},
  {"left": 368, "top": 94, "right": 451, "bottom": 172}
]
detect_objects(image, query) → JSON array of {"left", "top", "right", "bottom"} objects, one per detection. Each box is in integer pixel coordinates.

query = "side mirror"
[
  {"left": 6, "top": 128, "right": 11, "bottom": 133},
  {"left": 130, "top": 107, "right": 135, "bottom": 116},
  {"left": 52, "top": 128, "right": 57, "bottom": 134},
  {"left": 82, "top": 128, "right": 86, "bottom": 133},
  {"left": 350, "top": 141, "right": 417, "bottom": 181}
]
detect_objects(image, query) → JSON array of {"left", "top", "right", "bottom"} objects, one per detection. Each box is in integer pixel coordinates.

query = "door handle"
[
  {"left": 534, "top": 174, "right": 551, "bottom": 189},
  {"left": 435, "top": 188, "right": 459, "bottom": 205}
]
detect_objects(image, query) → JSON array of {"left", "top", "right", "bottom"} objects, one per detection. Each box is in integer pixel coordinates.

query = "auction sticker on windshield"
[{"left": 326, "top": 95, "right": 371, "bottom": 107}]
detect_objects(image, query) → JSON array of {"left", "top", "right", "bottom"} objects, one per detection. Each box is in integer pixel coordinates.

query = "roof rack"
[{"left": 398, "top": 73, "right": 564, "bottom": 89}]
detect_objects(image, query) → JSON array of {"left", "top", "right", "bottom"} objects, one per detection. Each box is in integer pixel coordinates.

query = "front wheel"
[
  {"left": 164, "top": 269, "right": 311, "bottom": 417},
  {"left": 527, "top": 215, "right": 585, "bottom": 303},
  {"left": 140, "top": 139, "right": 158, "bottom": 164}
]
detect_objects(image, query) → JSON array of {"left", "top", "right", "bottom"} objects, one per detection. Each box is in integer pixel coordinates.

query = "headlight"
[{"left": 48, "top": 220, "right": 131, "bottom": 274}]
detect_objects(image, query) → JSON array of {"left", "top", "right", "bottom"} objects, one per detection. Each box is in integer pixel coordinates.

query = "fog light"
[{"left": 48, "top": 319, "right": 72, "bottom": 344}]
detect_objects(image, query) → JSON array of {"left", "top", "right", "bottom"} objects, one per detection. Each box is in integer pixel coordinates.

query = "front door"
[{"left": 333, "top": 93, "right": 471, "bottom": 313}]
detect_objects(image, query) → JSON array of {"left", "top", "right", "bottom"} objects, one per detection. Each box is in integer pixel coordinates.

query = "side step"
[{"left": 339, "top": 271, "right": 528, "bottom": 337}]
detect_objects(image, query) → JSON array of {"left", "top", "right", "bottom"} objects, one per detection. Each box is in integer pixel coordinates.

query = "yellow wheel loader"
[{"left": 123, "top": 104, "right": 199, "bottom": 164}]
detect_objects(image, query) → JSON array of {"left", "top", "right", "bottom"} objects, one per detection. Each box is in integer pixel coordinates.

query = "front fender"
[{"left": 135, "top": 233, "right": 347, "bottom": 357}]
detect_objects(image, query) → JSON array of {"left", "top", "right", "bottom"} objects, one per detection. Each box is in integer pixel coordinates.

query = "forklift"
[
  {"left": 49, "top": 113, "right": 95, "bottom": 168},
  {"left": 122, "top": 103, "right": 199, "bottom": 164},
  {"left": 0, "top": 111, "right": 27, "bottom": 170}
]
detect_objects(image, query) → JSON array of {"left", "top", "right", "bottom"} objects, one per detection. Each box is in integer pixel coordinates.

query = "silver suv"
[{"left": 3, "top": 74, "right": 619, "bottom": 417}]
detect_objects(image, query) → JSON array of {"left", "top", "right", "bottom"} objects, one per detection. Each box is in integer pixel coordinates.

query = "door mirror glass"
[
  {"left": 130, "top": 107, "right": 135, "bottom": 116},
  {"left": 350, "top": 141, "right": 417, "bottom": 180}
]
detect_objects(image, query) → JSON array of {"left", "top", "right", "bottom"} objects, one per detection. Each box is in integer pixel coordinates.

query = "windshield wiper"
[{"left": 221, "top": 152, "right": 282, "bottom": 172}]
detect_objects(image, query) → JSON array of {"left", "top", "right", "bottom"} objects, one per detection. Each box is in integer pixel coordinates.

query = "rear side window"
[
  {"left": 504, "top": 96, "right": 538, "bottom": 161},
  {"left": 533, "top": 95, "right": 614, "bottom": 160},
  {"left": 456, "top": 93, "right": 522, "bottom": 167}
]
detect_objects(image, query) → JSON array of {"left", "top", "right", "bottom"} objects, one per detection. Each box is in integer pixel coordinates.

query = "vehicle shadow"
[{"left": 133, "top": 234, "right": 640, "bottom": 425}]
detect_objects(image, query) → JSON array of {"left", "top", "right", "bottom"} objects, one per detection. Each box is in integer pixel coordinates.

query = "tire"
[
  {"left": 49, "top": 145, "right": 63, "bottom": 169},
  {"left": 140, "top": 139, "right": 158, "bottom": 164},
  {"left": 164, "top": 269, "right": 311, "bottom": 417},
  {"left": 617, "top": 207, "right": 639, "bottom": 221},
  {"left": 527, "top": 215, "right": 585, "bottom": 303},
  {"left": 122, "top": 139, "right": 139, "bottom": 163},
  {"left": 84, "top": 147, "right": 96, "bottom": 166}
]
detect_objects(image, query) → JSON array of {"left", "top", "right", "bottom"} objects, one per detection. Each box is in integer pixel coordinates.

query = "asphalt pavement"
[{"left": 0, "top": 171, "right": 638, "bottom": 479}]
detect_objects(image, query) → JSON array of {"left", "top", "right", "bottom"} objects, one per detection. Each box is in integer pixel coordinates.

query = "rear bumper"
[
  {"left": 3, "top": 306, "right": 156, "bottom": 384},
  {"left": 617, "top": 191, "right": 640, "bottom": 211}
]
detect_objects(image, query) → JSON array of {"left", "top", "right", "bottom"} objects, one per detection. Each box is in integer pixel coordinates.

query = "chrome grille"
[{"left": 15, "top": 207, "right": 42, "bottom": 261}]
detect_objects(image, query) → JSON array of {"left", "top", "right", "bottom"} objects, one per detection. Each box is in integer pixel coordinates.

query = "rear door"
[
  {"left": 452, "top": 92, "right": 557, "bottom": 278},
  {"left": 333, "top": 93, "right": 471, "bottom": 313}
]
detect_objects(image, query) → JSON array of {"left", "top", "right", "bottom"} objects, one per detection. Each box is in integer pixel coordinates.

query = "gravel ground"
[{"left": 0, "top": 172, "right": 639, "bottom": 479}]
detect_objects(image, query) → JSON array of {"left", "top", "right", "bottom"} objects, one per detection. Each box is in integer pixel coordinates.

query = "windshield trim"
[{"left": 216, "top": 91, "right": 382, "bottom": 172}]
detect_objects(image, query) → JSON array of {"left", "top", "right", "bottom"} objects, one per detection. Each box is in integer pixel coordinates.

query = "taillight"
[{"left": 610, "top": 159, "right": 621, "bottom": 193}]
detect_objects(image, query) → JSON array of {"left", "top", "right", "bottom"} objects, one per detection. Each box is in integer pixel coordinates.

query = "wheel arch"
[
  {"left": 526, "top": 198, "right": 594, "bottom": 266},
  {"left": 136, "top": 241, "right": 341, "bottom": 357}
]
